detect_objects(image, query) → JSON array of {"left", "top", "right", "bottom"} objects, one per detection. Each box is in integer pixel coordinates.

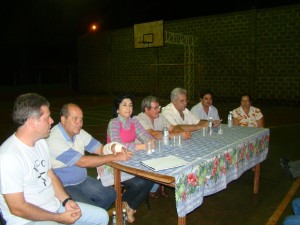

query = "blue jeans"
[
  {"left": 25, "top": 202, "right": 109, "bottom": 225},
  {"left": 122, "top": 177, "right": 153, "bottom": 210},
  {"left": 64, "top": 176, "right": 116, "bottom": 210},
  {"left": 283, "top": 198, "right": 300, "bottom": 225}
]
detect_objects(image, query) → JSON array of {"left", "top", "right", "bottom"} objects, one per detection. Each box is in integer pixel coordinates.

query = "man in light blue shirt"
[{"left": 46, "top": 103, "right": 131, "bottom": 210}]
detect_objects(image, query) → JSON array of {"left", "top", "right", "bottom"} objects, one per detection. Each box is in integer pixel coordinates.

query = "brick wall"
[{"left": 78, "top": 4, "right": 300, "bottom": 106}]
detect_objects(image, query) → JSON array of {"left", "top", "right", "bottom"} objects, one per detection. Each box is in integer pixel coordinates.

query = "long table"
[{"left": 99, "top": 124, "right": 270, "bottom": 225}]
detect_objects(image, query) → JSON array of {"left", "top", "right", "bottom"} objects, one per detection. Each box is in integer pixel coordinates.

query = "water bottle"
[
  {"left": 208, "top": 117, "right": 213, "bottom": 128},
  {"left": 111, "top": 210, "right": 116, "bottom": 225},
  {"left": 122, "top": 208, "right": 127, "bottom": 225},
  {"left": 162, "top": 124, "right": 169, "bottom": 146},
  {"left": 228, "top": 111, "right": 233, "bottom": 127}
]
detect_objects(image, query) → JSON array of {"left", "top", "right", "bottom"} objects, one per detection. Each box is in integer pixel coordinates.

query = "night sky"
[{"left": 1, "top": 0, "right": 299, "bottom": 80}]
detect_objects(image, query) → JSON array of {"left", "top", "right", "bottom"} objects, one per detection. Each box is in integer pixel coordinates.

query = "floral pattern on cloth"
[{"left": 175, "top": 132, "right": 269, "bottom": 217}]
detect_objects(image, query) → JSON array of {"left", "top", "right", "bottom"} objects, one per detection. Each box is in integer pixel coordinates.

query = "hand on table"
[
  {"left": 181, "top": 131, "right": 192, "bottom": 139},
  {"left": 213, "top": 119, "right": 222, "bottom": 127}
]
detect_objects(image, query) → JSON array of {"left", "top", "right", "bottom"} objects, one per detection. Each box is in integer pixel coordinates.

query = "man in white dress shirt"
[
  {"left": 190, "top": 89, "right": 221, "bottom": 127},
  {"left": 161, "top": 87, "right": 208, "bottom": 131}
]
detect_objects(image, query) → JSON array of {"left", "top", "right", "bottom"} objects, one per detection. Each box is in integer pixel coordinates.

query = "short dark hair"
[
  {"left": 141, "top": 96, "right": 159, "bottom": 112},
  {"left": 13, "top": 93, "right": 49, "bottom": 126},
  {"left": 241, "top": 93, "right": 252, "bottom": 102},
  {"left": 112, "top": 93, "right": 135, "bottom": 118},
  {"left": 199, "top": 89, "right": 213, "bottom": 99}
]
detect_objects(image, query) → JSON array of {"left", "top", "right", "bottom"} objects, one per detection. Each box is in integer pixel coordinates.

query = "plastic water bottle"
[
  {"left": 228, "top": 111, "right": 233, "bottom": 127},
  {"left": 208, "top": 117, "right": 213, "bottom": 128},
  {"left": 111, "top": 210, "right": 116, "bottom": 225},
  {"left": 122, "top": 208, "right": 127, "bottom": 225},
  {"left": 162, "top": 124, "right": 169, "bottom": 146}
]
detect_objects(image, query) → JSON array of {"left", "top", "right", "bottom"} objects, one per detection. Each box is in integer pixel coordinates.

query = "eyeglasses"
[{"left": 149, "top": 106, "right": 161, "bottom": 110}]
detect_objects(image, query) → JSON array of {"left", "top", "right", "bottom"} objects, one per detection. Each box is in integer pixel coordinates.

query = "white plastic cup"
[
  {"left": 177, "top": 134, "right": 182, "bottom": 147},
  {"left": 146, "top": 141, "right": 152, "bottom": 154},
  {"left": 202, "top": 127, "right": 206, "bottom": 136},
  {"left": 218, "top": 125, "right": 223, "bottom": 135},
  {"left": 172, "top": 136, "right": 176, "bottom": 147},
  {"left": 156, "top": 140, "right": 162, "bottom": 152}
]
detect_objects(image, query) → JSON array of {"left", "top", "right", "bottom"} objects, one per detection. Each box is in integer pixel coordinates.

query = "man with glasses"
[
  {"left": 137, "top": 95, "right": 191, "bottom": 198},
  {"left": 137, "top": 95, "right": 191, "bottom": 140},
  {"left": 161, "top": 87, "right": 208, "bottom": 131}
]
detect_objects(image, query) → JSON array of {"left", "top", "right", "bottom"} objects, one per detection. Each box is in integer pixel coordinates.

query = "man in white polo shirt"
[
  {"left": 137, "top": 95, "right": 192, "bottom": 140},
  {"left": 162, "top": 87, "right": 208, "bottom": 131}
]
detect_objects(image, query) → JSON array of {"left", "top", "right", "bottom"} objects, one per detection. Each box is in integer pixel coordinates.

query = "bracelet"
[{"left": 62, "top": 197, "right": 73, "bottom": 207}]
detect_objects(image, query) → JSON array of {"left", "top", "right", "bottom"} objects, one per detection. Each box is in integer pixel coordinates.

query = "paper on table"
[{"left": 140, "top": 155, "right": 189, "bottom": 171}]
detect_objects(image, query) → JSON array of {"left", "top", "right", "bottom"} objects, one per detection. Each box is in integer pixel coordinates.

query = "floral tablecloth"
[{"left": 98, "top": 124, "right": 270, "bottom": 217}]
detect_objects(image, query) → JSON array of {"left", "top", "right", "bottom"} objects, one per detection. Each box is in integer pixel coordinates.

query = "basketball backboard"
[{"left": 134, "top": 20, "right": 164, "bottom": 48}]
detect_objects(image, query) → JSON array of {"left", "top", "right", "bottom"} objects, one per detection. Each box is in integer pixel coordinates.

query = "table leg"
[
  {"left": 113, "top": 168, "right": 122, "bottom": 225},
  {"left": 253, "top": 163, "right": 260, "bottom": 194},
  {"left": 178, "top": 216, "right": 186, "bottom": 225}
]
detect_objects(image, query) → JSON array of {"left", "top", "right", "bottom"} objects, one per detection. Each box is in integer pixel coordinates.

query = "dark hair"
[
  {"left": 13, "top": 93, "right": 50, "bottom": 126},
  {"left": 112, "top": 93, "right": 135, "bottom": 118},
  {"left": 241, "top": 93, "right": 252, "bottom": 102},
  {"left": 141, "top": 96, "right": 159, "bottom": 112},
  {"left": 199, "top": 89, "right": 213, "bottom": 99}
]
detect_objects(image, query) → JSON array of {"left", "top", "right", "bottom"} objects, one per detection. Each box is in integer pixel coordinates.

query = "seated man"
[
  {"left": 46, "top": 103, "right": 131, "bottom": 210},
  {"left": 0, "top": 93, "right": 108, "bottom": 225},
  {"left": 191, "top": 89, "right": 221, "bottom": 127},
  {"left": 161, "top": 87, "right": 208, "bottom": 131},
  {"left": 137, "top": 95, "right": 192, "bottom": 198},
  {"left": 137, "top": 95, "right": 192, "bottom": 140}
]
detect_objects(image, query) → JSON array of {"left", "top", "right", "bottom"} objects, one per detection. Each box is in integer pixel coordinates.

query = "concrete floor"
[{"left": 1, "top": 94, "right": 300, "bottom": 225}]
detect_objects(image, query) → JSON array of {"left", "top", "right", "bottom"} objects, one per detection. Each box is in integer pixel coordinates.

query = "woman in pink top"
[
  {"left": 232, "top": 94, "right": 264, "bottom": 128},
  {"left": 107, "top": 93, "right": 154, "bottom": 223}
]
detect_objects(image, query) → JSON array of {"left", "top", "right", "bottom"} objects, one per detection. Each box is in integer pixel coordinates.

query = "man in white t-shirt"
[
  {"left": 161, "top": 87, "right": 208, "bottom": 131},
  {"left": 0, "top": 93, "right": 108, "bottom": 225}
]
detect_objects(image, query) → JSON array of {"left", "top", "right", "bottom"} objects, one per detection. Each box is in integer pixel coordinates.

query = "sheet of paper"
[{"left": 140, "top": 155, "right": 188, "bottom": 171}]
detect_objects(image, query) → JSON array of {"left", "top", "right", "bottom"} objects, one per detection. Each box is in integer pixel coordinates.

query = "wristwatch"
[{"left": 62, "top": 197, "right": 73, "bottom": 207}]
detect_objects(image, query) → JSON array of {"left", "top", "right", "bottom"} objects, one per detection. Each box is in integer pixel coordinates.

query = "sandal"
[{"left": 122, "top": 202, "right": 136, "bottom": 223}]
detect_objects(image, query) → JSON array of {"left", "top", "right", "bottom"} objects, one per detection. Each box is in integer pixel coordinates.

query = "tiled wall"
[{"left": 78, "top": 4, "right": 300, "bottom": 106}]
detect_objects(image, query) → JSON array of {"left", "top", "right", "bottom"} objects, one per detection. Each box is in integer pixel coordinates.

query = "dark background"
[{"left": 1, "top": 0, "right": 299, "bottom": 87}]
